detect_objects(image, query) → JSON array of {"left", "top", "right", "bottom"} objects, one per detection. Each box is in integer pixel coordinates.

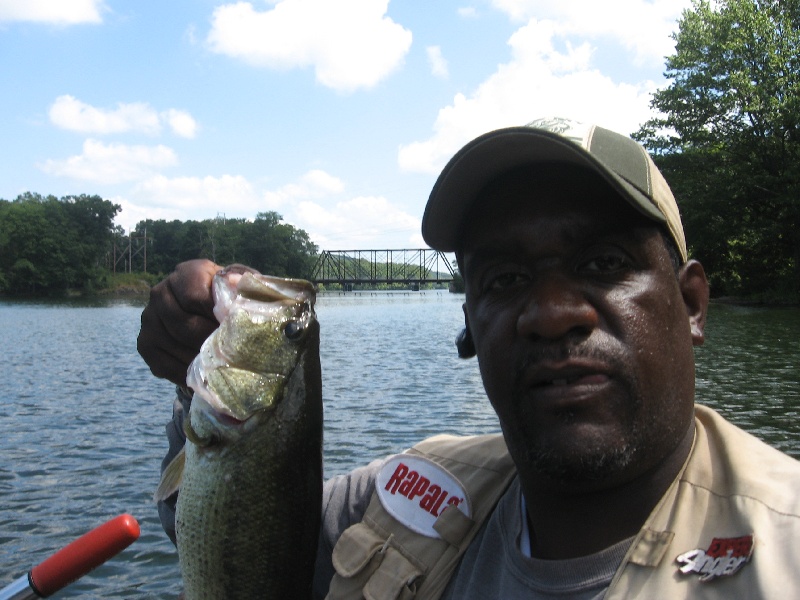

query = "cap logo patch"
[
  {"left": 676, "top": 534, "right": 754, "bottom": 582},
  {"left": 526, "top": 117, "right": 592, "bottom": 149},
  {"left": 375, "top": 454, "right": 471, "bottom": 538}
]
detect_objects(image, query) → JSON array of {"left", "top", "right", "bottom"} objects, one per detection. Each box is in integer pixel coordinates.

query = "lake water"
[{"left": 0, "top": 293, "right": 798, "bottom": 598}]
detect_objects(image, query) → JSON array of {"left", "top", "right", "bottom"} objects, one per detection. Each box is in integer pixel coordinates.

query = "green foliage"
[
  {"left": 132, "top": 211, "right": 318, "bottom": 279},
  {"left": 635, "top": 0, "right": 800, "bottom": 301},
  {"left": 450, "top": 271, "right": 465, "bottom": 293},
  {"left": 0, "top": 193, "right": 318, "bottom": 296},
  {"left": 0, "top": 193, "right": 121, "bottom": 294},
  {"left": 101, "top": 271, "right": 162, "bottom": 293}
]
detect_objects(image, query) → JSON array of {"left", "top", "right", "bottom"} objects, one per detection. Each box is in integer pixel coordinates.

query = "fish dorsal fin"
[{"left": 153, "top": 447, "right": 185, "bottom": 503}]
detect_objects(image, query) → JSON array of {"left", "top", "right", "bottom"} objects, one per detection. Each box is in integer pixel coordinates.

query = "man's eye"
[
  {"left": 580, "top": 254, "right": 628, "bottom": 273},
  {"left": 486, "top": 272, "right": 528, "bottom": 290}
]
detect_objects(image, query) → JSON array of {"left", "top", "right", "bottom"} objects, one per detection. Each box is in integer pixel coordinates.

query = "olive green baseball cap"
[{"left": 421, "top": 117, "right": 687, "bottom": 262}]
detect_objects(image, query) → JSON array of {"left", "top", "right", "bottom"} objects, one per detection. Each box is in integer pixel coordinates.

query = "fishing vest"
[{"left": 326, "top": 433, "right": 517, "bottom": 600}]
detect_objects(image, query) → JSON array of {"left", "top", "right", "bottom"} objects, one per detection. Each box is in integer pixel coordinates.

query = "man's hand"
[{"left": 137, "top": 259, "right": 222, "bottom": 387}]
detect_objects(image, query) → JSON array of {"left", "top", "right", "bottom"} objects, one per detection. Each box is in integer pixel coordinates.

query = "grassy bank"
[{"left": 96, "top": 271, "right": 162, "bottom": 296}]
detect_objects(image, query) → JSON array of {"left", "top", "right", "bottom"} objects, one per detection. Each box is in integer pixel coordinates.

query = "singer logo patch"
[{"left": 676, "top": 534, "right": 754, "bottom": 582}]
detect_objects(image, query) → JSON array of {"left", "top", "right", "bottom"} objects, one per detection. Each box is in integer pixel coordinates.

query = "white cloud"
[
  {"left": 49, "top": 96, "right": 161, "bottom": 136},
  {"left": 398, "top": 19, "right": 658, "bottom": 174},
  {"left": 257, "top": 169, "right": 420, "bottom": 248},
  {"left": 127, "top": 169, "right": 345, "bottom": 227},
  {"left": 132, "top": 174, "right": 260, "bottom": 219},
  {"left": 295, "top": 195, "right": 420, "bottom": 250},
  {"left": 112, "top": 196, "right": 167, "bottom": 233},
  {"left": 302, "top": 169, "right": 346, "bottom": 194},
  {"left": 457, "top": 6, "right": 479, "bottom": 18},
  {"left": 115, "top": 168, "right": 420, "bottom": 248},
  {"left": 489, "top": 0, "right": 690, "bottom": 66},
  {"left": 39, "top": 139, "right": 178, "bottom": 184},
  {"left": 426, "top": 46, "right": 449, "bottom": 79},
  {"left": 48, "top": 95, "right": 198, "bottom": 138},
  {"left": 206, "top": 0, "right": 412, "bottom": 92},
  {"left": 162, "top": 109, "right": 199, "bottom": 139},
  {"left": 0, "top": 0, "right": 104, "bottom": 24},
  {"left": 263, "top": 169, "right": 346, "bottom": 210}
]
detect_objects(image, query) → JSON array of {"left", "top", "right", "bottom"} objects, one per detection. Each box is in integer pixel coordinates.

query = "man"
[{"left": 138, "top": 117, "right": 800, "bottom": 598}]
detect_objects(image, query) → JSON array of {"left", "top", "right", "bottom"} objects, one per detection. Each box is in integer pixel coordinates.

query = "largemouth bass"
[{"left": 155, "top": 265, "right": 322, "bottom": 599}]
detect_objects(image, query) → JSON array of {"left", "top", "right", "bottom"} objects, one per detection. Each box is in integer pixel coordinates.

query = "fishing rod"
[{"left": 0, "top": 514, "right": 140, "bottom": 600}]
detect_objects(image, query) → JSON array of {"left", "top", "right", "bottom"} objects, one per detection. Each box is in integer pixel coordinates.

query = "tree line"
[
  {"left": 134, "top": 212, "right": 318, "bottom": 280},
  {"left": 0, "top": 193, "right": 318, "bottom": 295}
]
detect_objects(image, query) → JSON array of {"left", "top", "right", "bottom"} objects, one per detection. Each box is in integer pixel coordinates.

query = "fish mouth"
[
  {"left": 215, "top": 412, "right": 246, "bottom": 427},
  {"left": 187, "top": 386, "right": 265, "bottom": 441},
  {"left": 212, "top": 264, "right": 316, "bottom": 323},
  {"left": 213, "top": 265, "right": 316, "bottom": 323},
  {"left": 255, "top": 274, "right": 316, "bottom": 301}
]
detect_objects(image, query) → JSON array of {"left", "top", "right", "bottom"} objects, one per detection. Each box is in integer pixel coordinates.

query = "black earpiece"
[{"left": 455, "top": 327, "right": 476, "bottom": 359}]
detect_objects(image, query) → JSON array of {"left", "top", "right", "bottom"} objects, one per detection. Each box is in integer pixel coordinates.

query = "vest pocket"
[{"left": 328, "top": 523, "right": 423, "bottom": 600}]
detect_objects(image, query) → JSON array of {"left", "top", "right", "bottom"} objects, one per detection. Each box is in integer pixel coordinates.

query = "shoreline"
[{"left": 2, "top": 285, "right": 797, "bottom": 306}]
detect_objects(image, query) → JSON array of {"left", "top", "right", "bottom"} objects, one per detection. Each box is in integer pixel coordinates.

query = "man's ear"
[
  {"left": 679, "top": 260, "right": 710, "bottom": 347},
  {"left": 456, "top": 303, "right": 476, "bottom": 359}
]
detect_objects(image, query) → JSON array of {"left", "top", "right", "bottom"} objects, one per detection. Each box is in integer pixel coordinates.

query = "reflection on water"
[
  {"left": 318, "top": 291, "right": 495, "bottom": 479},
  {"left": 696, "top": 303, "right": 800, "bottom": 458},
  {"left": 0, "top": 294, "right": 797, "bottom": 597},
  {"left": 0, "top": 297, "right": 181, "bottom": 598}
]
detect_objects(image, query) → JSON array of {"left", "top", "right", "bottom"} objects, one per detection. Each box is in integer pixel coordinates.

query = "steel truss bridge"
[{"left": 309, "top": 249, "right": 455, "bottom": 287}]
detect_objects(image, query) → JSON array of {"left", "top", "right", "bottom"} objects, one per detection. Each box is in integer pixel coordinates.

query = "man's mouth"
[
  {"left": 519, "top": 359, "right": 616, "bottom": 406},
  {"left": 528, "top": 364, "right": 609, "bottom": 386},
  {"left": 540, "top": 372, "right": 609, "bottom": 386}
]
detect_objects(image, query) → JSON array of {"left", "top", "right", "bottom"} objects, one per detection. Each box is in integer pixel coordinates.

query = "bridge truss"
[{"left": 309, "top": 249, "right": 455, "bottom": 287}]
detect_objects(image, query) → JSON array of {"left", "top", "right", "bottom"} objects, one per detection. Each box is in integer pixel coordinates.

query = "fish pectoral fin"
[{"left": 153, "top": 447, "right": 185, "bottom": 503}]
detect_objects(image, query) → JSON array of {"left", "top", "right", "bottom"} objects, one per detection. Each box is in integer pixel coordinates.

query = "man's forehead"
[{"left": 461, "top": 217, "right": 654, "bottom": 262}]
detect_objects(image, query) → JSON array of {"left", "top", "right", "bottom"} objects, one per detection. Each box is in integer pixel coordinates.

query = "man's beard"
[
  {"left": 508, "top": 343, "right": 643, "bottom": 485},
  {"left": 516, "top": 428, "right": 640, "bottom": 484}
]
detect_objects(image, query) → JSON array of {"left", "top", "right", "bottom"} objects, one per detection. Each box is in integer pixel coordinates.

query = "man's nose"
[{"left": 516, "top": 275, "right": 598, "bottom": 341}]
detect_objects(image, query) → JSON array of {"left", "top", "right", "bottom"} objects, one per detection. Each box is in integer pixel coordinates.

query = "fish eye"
[{"left": 283, "top": 320, "right": 305, "bottom": 341}]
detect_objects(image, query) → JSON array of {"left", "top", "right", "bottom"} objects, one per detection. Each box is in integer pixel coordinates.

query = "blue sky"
[{"left": 0, "top": 0, "right": 690, "bottom": 250}]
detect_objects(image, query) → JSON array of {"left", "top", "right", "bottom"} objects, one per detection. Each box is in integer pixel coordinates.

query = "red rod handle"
[{"left": 28, "top": 514, "right": 140, "bottom": 597}]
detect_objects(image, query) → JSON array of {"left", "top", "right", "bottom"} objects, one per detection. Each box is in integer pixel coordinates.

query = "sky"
[{"left": 0, "top": 0, "right": 692, "bottom": 251}]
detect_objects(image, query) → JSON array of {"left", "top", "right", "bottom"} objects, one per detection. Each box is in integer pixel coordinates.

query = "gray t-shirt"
[
  {"left": 315, "top": 463, "right": 631, "bottom": 599},
  {"left": 441, "top": 478, "right": 631, "bottom": 599}
]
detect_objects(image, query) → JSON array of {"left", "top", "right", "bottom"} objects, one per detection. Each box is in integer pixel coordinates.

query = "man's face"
[{"left": 461, "top": 168, "right": 702, "bottom": 492}]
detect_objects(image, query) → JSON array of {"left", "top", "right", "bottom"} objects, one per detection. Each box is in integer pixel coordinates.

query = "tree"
[
  {"left": 236, "top": 212, "right": 318, "bottom": 277},
  {"left": 130, "top": 212, "right": 318, "bottom": 279},
  {"left": 635, "top": 0, "right": 800, "bottom": 300},
  {"left": 0, "top": 193, "right": 120, "bottom": 294}
]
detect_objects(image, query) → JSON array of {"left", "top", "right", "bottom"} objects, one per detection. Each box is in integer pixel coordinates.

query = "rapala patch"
[
  {"left": 376, "top": 454, "right": 471, "bottom": 538},
  {"left": 676, "top": 534, "right": 754, "bottom": 582}
]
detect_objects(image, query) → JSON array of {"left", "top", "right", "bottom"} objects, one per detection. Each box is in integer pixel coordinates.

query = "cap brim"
[{"left": 422, "top": 127, "right": 666, "bottom": 252}]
